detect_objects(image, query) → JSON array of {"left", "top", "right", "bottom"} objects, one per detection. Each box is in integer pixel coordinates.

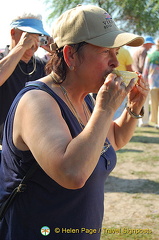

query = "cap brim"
[
  {"left": 17, "top": 26, "right": 50, "bottom": 36},
  {"left": 86, "top": 30, "right": 144, "bottom": 48}
]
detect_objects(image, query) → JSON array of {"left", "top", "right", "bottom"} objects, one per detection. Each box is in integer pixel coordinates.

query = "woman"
[{"left": 0, "top": 5, "right": 149, "bottom": 240}]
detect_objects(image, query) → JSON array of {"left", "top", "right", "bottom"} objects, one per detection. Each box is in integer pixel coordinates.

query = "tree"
[
  {"left": 115, "top": 0, "right": 159, "bottom": 36},
  {"left": 44, "top": 0, "right": 159, "bottom": 37}
]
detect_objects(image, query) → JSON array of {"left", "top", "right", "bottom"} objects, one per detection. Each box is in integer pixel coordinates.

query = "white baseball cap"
[{"left": 52, "top": 5, "right": 144, "bottom": 49}]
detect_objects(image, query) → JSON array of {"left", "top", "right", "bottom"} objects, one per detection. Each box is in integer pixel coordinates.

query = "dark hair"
[{"left": 45, "top": 42, "right": 87, "bottom": 83}]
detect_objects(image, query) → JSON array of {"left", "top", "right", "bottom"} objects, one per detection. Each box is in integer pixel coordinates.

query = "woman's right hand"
[{"left": 95, "top": 72, "right": 136, "bottom": 113}]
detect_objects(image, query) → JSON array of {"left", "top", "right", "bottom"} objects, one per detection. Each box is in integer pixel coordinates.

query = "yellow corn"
[{"left": 112, "top": 70, "right": 138, "bottom": 85}]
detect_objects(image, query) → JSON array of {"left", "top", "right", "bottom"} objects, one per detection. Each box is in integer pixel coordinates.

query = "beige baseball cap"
[{"left": 52, "top": 5, "right": 144, "bottom": 49}]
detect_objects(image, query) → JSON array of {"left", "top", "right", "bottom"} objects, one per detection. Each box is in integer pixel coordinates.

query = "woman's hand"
[
  {"left": 107, "top": 73, "right": 150, "bottom": 151},
  {"left": 127, "top": 73, "right": 150, "bottom": 109},
  {"left": 41, "top": 36, "right": 54, "bottom": 53},
  {"left": 95, "top": 72, "right": 136, "bottom": 114}
]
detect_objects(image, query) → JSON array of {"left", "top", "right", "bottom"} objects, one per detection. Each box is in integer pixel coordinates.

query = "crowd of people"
[
  {"left": 0, "top": 13, "right": 158, "bottom": 144},
  {"left": 132, "top": 36, "right": 157, "bottom": 127},
  {"left": 142, "top": 39, "right": 159, "bottom": 128},
  {"left": 114, "top": 36, "right": 159, "bottom": 127},
  {"left": 0, "top": 4, "right": 157, "bottom": 240}
]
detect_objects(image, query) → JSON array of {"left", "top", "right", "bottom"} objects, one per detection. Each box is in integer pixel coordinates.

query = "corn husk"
[{"left": 112, "top": 70, "right": 138, "bottom": 85}]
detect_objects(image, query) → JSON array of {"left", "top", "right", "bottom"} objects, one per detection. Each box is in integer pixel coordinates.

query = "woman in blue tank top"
[{"left": 0, "top": 5, "right": 149, "bottom": 240}]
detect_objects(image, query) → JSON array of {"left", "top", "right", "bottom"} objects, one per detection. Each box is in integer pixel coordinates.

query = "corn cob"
[{"left": 112, "top": 70, "right": 138, "bottom": 86}]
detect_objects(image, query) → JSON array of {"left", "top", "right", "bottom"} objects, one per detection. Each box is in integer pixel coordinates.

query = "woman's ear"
[{"left": 63, "top": 45, "right": 76, "bottom": 70}]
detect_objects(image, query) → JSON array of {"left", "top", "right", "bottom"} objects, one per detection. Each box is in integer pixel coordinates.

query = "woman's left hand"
[{"left": 127, "top": 73, "right": 150, "bottom": 108}]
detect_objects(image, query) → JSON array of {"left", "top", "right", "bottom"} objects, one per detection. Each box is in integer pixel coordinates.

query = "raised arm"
[
  {"left": 13, "top": 71, "right": 145, "bottom": 190},
  {"left": 0, "top": 31, "right": 38, "bottom": 86},
  {"left": 108, "top": 74, "right": 149, "bottom": 150}
]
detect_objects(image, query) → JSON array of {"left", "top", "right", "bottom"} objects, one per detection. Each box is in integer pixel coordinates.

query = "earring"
[{"left": 69, "top": 66, "right": 75, "bottom": 71}]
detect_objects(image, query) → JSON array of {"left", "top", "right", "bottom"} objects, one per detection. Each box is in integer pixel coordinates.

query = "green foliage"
[
  {"left": 115, "top": 0, "right": 159, "bottom": 35},
  {"left": 44, "top": 0, "right": 159, "bottom": 36}
]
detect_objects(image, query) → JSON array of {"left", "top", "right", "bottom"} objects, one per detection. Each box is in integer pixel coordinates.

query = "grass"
[{"left": 101, "top": 126, "right": 159, "bottom": 240}]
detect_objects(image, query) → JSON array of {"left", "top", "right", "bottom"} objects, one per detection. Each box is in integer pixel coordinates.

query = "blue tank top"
[{"left": 0, "top": 81, "right": 117, "bottom": 240}]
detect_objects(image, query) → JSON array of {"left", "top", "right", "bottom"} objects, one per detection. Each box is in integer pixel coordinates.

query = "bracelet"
[{"left": 126, "top": 104, "right": 144, "bottom": 119}]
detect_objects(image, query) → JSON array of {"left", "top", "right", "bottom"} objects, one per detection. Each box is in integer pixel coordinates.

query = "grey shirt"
[{"left": 132, "top": 46, "right": 147, "bottom": 73}]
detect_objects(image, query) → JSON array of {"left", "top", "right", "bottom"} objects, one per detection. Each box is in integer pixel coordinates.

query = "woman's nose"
[{"left": 109, "top": 54, "right": 119, "bottom": 68}]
